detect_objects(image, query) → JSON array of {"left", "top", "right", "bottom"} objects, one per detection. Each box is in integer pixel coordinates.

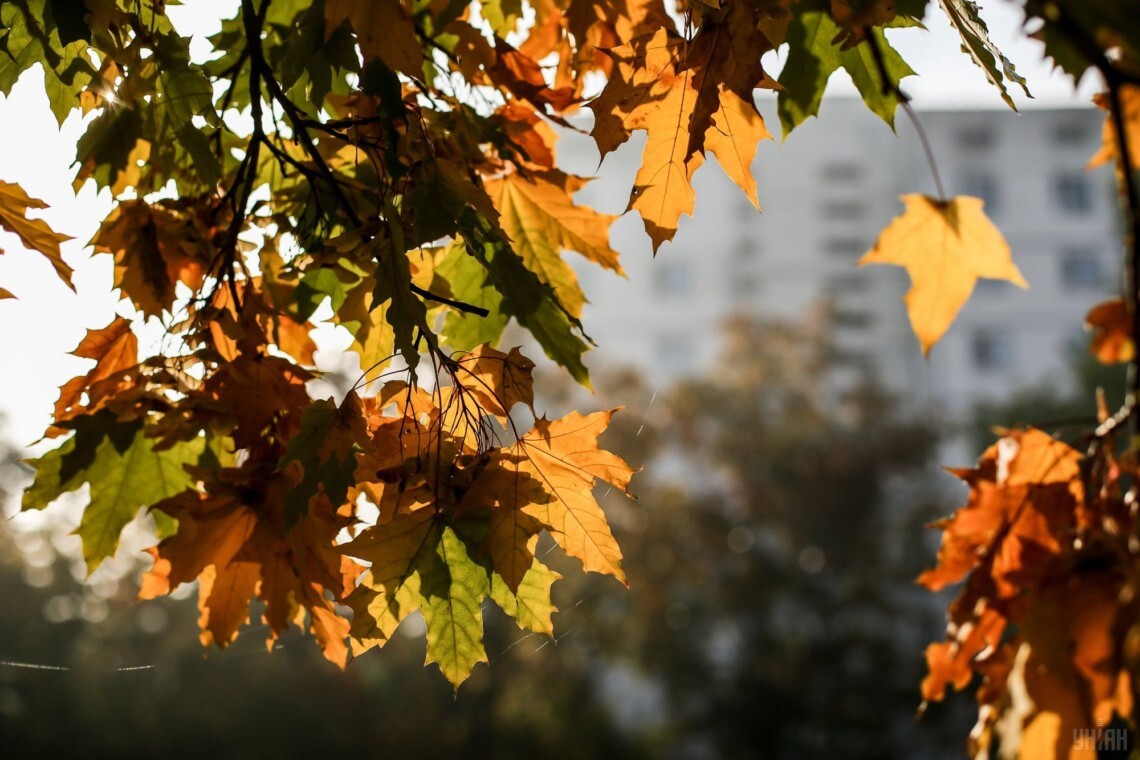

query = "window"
[
  {"left": 832, "top": 309, "right": 873, "bottom": 329},
  {"left": 825, "top": 273, "right": 869, "bottom": 295},
  {"left": 821, "top": 163, "right": 863, "bottom": 183},
  {"left": 971, "top": 330, "right": 1013, "bottom": 371},
  {"left": 975, "top": 279, "right": 1013, "bottom": 297},
  {"left": 959, "top": 170, "right": 1000, "bottom": 213},
  {"left": 956, "top": 124, "right": 997, "bottom": 150},
  {"left": 1054, "top": 171, "right": 1093, "bottom": 213},
  {"left": 833, "top": 349, "right": 872, "bottom": 370},
  {"left": 1060, "top": 247, "right": 1104, "bottom": 289},
  {"left": 1051, "top": 120, "right": 1091, "bottom": 146},
  {"left": 821, "top": 200, "right": 865, "bottom": 220},
  {"left": 653, "top": 259, "right": 691, "bottom": 296},
  {"left": 734, "top": 239, "right": 760, "bottom": 257},
  {"left": 824, "top": 237, "right": 866, "bottom": 258},
  {"left": 731, "top": 272, "right": 760, "bottom": 298}
]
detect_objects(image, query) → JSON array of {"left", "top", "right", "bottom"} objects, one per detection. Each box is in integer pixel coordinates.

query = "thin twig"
[
  {"left": 864, "top": 33, "right": 946, "bottom": 200},
  {"left": 1046, "top": 3, "right": 1140, "bottom": 436},
  {"left": 243, "top": 12, "right": 488, "bottom": 320}
]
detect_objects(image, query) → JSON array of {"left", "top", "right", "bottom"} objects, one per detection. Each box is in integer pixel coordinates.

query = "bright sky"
[{"left": 0, "top": 2, "right": 1103, "bottom": 448}]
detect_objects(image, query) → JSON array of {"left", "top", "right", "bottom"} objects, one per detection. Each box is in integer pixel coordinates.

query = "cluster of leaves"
[
  {"left": 912, "top": 5, "right": 1140, "bottom": 757},
  {"left": 918, "top": 429, "right": 1136, "bottom": 757},
  {"left": 1, "top": 0, "right": 1139, "bottom": 748}
]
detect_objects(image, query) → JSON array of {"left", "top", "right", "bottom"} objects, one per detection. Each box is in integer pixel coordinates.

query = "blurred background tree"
[{"left": 0, "top": 317, "right": 972, "bottom": 758}]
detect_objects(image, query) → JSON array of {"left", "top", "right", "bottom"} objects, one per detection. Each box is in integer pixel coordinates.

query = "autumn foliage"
[{"left": 1, "top": 0, "right": 1140, "bottom": 755}]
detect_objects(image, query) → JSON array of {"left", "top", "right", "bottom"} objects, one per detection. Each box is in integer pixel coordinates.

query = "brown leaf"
[
  {"left": 0, "top": 180, "right": 74, "bottom": 289},
  {"left": 1085, "top": 297, "right": 1134, "bottom": 364},
  {"left": 325, "top": 0, "right": 423, "bottom": 78}
]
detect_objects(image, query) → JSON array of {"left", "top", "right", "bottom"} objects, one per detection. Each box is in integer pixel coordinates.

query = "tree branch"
[{"left": 241, "top": 5, "right": 488, "bottom": 320}]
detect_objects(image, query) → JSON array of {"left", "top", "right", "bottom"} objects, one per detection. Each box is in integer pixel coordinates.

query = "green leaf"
[
  {"left": 0, "top": 0, "right": 93, "bottom": 124},
  {"left": 458, "top": 216, "right": 592, "bottom": 386},
  {"left": 24, "top": 413, "right": 213, "bottom": 572},
  {"left": 293, "top": 267, "right": 351, "bottom": 321},
  {"left": 176, "top": 124, "right": 222, "bottom": 185},
  {"left": 371, "top": 230, "right": 429, "bottom": 377},
  {"left": 937, "top": 0, "right": 1031, "bottom": 110},
  {"left": 778, "top": 5, "right": 916, "bottom": 136},
  {"left": 154, "top": 32, "right": 219, "bottom": 130},
  {"left": 437, "top": 241, "right": 509, "bottom": 351},
  {"left": 422, "top": 525, "right": 492, "bottom": 688},
  {"left": 490, "top": 557, "right": 560, "bottom": 637},
  {"left": 74, "top": 107, "right": 145, "bottom": 192},
  {"left": 275, "top": 0, "right": 359, "bottom": 111},
  {"left": 277, "top": 398, "right": 360, "bottom": 527},
  {"left": 343, "top": 514, "right": 492, "bottom": 688}
]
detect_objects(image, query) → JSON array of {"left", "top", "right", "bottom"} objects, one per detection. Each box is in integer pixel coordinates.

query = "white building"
[{"left": 559, "top": 99, "right": 1119, "bottom": 440}]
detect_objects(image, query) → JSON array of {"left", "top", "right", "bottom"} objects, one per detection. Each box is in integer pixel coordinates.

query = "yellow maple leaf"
[
  {"left": 0, "top": 180, "right": 74, "bottom": 290},
  {"left": 486, "top": 169, "right": 623, "bottom": 317},
  {"left": 503, "top": 409, "right": 635, "bottom": 583},
  {"left": 591, "top": 23, "right": 774, "bottom": 249},
  {"left": 859, "top": 195, "right": 1027, "bottom": 355}
]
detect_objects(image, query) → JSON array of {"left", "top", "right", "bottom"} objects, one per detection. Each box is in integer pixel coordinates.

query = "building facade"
[{"left": 558, "top": 99, "right": 1119, "bottom": 444}]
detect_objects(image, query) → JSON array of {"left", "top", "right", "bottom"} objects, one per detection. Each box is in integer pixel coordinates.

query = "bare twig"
[{"left": 864, "top": 33, "right": 946, "bottom": 200}]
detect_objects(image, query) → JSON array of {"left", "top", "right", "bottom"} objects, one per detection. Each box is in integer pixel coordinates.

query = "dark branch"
[{"left": 241, "top": 9, "right": 489, "bottom": 320}]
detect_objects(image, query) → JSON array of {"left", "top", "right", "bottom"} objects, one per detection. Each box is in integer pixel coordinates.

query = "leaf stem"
[
  {"left": 1105, "top": 78, "right": 1140, "bottom": 435},
  {"left": 864, "top": 32, "right": 946, "bottom": 200}
]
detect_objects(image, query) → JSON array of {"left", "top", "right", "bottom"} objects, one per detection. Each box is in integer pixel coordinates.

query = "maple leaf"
[
  {"left": 324, "top": 0, "right": 423, "bottom": 79},
  {"left": 141, "top": 473, "right": 356, "bottom": 667},
  {"left": 91, "top": 200, "right": 212, "bottom": 319},
  {"left": 590, "top": 29, "right": 704, "bottom": 250},
  {"left": 0, "top": 179, "right": 74, "bottom": 289},
  {"left": 937, "top": 0, "right": 1031, "bottom": 110},
  {"left": 488, "top": 36, "right": 579, "bottom": 114},
  {"left": 494, "top": 410, "right": 635, "bottom": 583},
  {"left": 859, "top": 195, "right": 1028, "bottom": 355},
  {"left": 918, "top": 428, "right": 1081, "bottom": 594},
  {"left": 778, "top": 4, "right": 915, "bottom": 136},
  {"left": 53, "top": 316, "right": 139, "bottom": 426},
  {"left": 278, "top": 396, "right": 368, "bottom": 526},
  {"left": 489, "top": 557, "right": 561, "bottom": 637},
  {"left": 24, "top": 412, "right": 216, "bottom": 572},
  {"left": 920, "top": 606, "right": 1006, "bottom": 703},
  {"left": 485, "top": 168, "right": 623, "bottom": 317},
  {"left": 683, "top": 0, "right": 773, "bottom": 158},
  {"left": 1085, "top": 298, "right": 1134, "bottom": 364},
  {"left": 1089, "top": 86, "right": 1140, "bottom": 170},
  {"left": 454, "top": 344, "right": 537, "bottom": 423},
  {"left": 197, "top": 560, "right": 261, "bottom": 649},
  {"left": 590, "top": 22, "right": 775, "bottom": 248},
  {"left": 493, "top": 102, "right": 558, "bottom": 170},
  {"left": 343, "top": 511, "right": 561, "bottom": 688}
]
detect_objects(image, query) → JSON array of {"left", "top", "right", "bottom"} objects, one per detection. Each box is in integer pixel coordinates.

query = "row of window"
[
  {"left": 961, "top": 169, "right": 1097, "bottom": 215},
  {"left": 651, "top": 244, "right": 1111, "bottom": 300},
  {"left": 956, "top": 119, "right": 1095, "bottom": 150},
  {"left": 825, "top": 331, "right": 1027, "bottom": 373},
  {"left": 651, "top": 255, "right": 1111, "bottom": 301}
]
